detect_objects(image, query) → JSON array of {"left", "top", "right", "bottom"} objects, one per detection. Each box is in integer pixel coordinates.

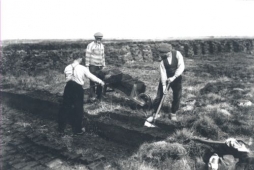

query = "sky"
[{"left": 1, "top": 0, "right": 254, "bottom": 40}]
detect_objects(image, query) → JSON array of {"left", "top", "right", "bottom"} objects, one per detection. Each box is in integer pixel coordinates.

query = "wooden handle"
[{"left": 153, "top": 82, "right": 171, "bottom": 123}]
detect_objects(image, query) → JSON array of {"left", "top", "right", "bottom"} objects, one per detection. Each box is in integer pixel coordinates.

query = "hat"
[
  {"left": 94, "top": 32, "right": 103, "bottom": 38},
  {"left": 157, "top": 43, "right": 172, "bottom": 53}
]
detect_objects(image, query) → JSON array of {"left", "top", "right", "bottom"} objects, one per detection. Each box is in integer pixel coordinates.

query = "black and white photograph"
[{"left": 1, "top": 0, "right": 254, "bottom": 169}]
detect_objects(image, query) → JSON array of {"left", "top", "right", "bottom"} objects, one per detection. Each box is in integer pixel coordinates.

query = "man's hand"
[
  {"left": 105, "top": 74, "right": 111, "bottom": 79},
  {"left": 163, "top": 85, "right": 168, "bottom": 94},
  {"left": 100, "top": 81, "right": 105, "bottom": 86},
  {"left": 167, "top": 76, "right": 176, "bottom": 83}
]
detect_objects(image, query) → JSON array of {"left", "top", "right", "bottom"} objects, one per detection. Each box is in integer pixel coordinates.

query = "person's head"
[
  {"left": 157, "top": 43, "right": 173, "bottom": 60},
  {"left": 71, "top": 52, "right": 83, "bottom": 63},
  {"left": 94, "top": 32, "right": 103, "bottom": 43}
]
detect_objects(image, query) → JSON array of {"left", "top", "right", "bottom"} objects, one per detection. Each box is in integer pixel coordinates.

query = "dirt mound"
[
  {"left": 200, "top": 81, "right": 245, "bottom": 95},
  {"left": 127, "top": 141, "right": 191, "bottom": 170}
]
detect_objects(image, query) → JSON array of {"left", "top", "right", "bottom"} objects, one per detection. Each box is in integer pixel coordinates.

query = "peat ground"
[{"left": 1, "top": 51, "right": 254, "bottom": 169}]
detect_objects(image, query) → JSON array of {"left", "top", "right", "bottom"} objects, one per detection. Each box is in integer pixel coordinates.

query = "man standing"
[
  {"left": 85, "top": 32, "right": 105, "bottom": 101},
  {"left": 153, "top": 43, "right": 185, "bottom": 121},
  {"left": 58, "top": 52, "right": 104, "bottom": 135}
]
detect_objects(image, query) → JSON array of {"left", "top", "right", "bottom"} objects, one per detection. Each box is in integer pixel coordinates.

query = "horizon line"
[{"left": 2, "top": 36, "right": 254, "bottom": 43}]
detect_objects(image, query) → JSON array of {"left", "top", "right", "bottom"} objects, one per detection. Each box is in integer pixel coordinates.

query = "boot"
[{"left": 170, "top": 113, "right": 177, "bottom": 121}]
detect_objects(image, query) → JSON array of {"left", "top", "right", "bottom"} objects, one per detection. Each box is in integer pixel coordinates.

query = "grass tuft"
[
  {"left": 116, "top": 141, "right": 191, "bottom": 170},
  {"left": 136, "top": 141, "right": 187, "bottom": 163},
  {"left": 166, "top": 129, "right": 194, "bottom": 144},
  {"left": 192, "top": 115, "right": 221, "bottom": 140}
]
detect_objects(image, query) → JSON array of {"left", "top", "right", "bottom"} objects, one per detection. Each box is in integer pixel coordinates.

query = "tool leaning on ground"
[
  {"left": 191, "top": 137, "right": 254, "bottom": 169},
  {"left": 144, "top": 82, "right": 171, "bottom": 127}
]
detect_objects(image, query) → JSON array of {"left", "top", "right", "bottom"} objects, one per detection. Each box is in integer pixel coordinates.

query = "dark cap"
[
  {"left": 94, "top": 32, "right": 103, "bottom": 38},
  {"left": 157, "top": 43, "right": 172, "bottom": 53}
]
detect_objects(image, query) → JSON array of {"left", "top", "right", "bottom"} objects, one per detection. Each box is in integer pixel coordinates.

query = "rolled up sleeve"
[
  {"left": 174, "top": 51, "right": 185, "bottom": 77},
  {"left": 101, "top": 46, "right": 106, "bottom": 67},
  {"left": 85, "top": 44, "right": 91, "bottom": 67},
  {"left": 160, "top": 62, "right": 167, "bottom": 86},
  {"left": 84, "top": 67, "right": 103, "bottom": 84}
]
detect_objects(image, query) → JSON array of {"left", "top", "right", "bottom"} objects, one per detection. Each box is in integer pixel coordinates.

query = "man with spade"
[{"left": 152, "top": 43, "right": 185, "bottom": 122}]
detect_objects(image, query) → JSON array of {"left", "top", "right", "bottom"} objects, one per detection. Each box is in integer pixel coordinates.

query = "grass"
[
  {"left": 1, "top": 51, "right": 254, "bottom": 169},
  {"left": 113, "top": 52, "right": 254, "bottom": 169},
  {"left": 166, "top": 128, "right": 194, "bottom": 143},
  {"left": 115, "top": 141, "right": 192, "bottom": 170}
]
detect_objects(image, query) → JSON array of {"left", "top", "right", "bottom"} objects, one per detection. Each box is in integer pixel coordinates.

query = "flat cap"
[
  {"left": 94, "top": 32, "right": 103, "bottom": 37},
  {"left": 157, "top": 43, "right": 172, "bottom": 53}
]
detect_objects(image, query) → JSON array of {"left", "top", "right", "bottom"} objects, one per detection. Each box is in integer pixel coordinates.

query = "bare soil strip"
[{"left": 0, "top": 97, "right": 136, "bottom": 169}]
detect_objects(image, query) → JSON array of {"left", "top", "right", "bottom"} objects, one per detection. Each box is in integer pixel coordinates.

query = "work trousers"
[
  {"left": 58, "top": 81, "right": 84, "bottom": 134},
  {"left": 89, "top": 65, "right": 104, "bottom": 99},
  {"left": 153, "top": 76, "right": 182, "bottom": 114}
]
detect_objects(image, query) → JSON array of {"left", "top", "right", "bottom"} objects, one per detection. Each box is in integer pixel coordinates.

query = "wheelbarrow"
[
  {"left": 115, "top": 82, "right": 153, "bottom": 116},
  {"left": 99, "top": 68, "right": 153, "bottom": 116}
]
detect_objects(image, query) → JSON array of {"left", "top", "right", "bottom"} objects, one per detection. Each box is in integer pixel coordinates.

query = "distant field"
[{"left": 1, "top": 40, "right": 254, "bottom": 169}]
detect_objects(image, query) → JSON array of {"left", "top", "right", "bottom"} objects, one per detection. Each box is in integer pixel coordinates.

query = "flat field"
[{"left": 1, "top": 50, "right": 254, "bottom": 169}]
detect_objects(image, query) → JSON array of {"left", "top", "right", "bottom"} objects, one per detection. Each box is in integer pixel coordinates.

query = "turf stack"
[
  {"left": 185, "top": 43, "right": 194, "bottom": 57},
  {"left": 130, "top": 44, "right": 143, "bottom": 61},
  {"left": 141, "top": 44, "right": 153, "bottom": 62},
  {"left": 172, "top": 42, "right": 185, "bottom": 57},
  {"left": 227, "top": 41, "right": 234, "bottom": 53},
  {"left": 211, "top": 41, "right": 219, "bottom": 54},
  {"left": 202, "top": 41, "right": 210, "bottom": 55},
  {"left": 118, "top": 45, "right": 133, "bottom": 63},
  {"left": 193, "top": 41, "right": 202, "bottom": 56}
]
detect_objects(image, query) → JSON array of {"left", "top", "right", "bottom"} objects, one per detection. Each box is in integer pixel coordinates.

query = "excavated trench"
[
  {"left": 3, "top": 89, "right": 254, "bottom": 169},
  {"left": 1, "top": 88, "right": 186, "bottom": 169},
  {"left": 1, "top": 89, "right": 181, "bottom": 147}
]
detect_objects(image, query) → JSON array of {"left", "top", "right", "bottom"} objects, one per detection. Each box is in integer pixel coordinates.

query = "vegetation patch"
[
  {"left": 115, "top": 141, "right": 191, "bottom": 170},
  {"left": 1, "top": 40, "right": 254, "bottom": 169}
]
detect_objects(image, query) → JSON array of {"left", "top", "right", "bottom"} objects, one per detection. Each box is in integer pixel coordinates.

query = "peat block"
[
  {"left": 98, "top": 68, "right": 146, "bottom": 96},
  {"left": 115, "top": 74, "right": 146, "bottom": 96},
  {"left": 97, "top": 68, "right": 123, "bottom": 84}
]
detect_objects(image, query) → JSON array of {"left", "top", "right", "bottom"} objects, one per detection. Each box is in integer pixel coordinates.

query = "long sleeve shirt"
[
  {"left": 64, "top": 62, "right": 103, "bottom": 86},
  {"left": 85, "top": 41, "right": 105, "bottom": 67},
  {"left": 160, "top": 51, "right": 185, "bottom": 86}
]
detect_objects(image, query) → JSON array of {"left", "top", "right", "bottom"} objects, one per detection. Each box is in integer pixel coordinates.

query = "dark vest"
[{"left": 163, "top": 50, "right": 178, "bottom": 78}]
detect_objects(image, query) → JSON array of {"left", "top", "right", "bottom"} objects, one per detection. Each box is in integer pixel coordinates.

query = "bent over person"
[
  {"left": 153, "top": 43, "right": 185, "bottom": 121},
  {"left": 58, "top": 53, "right": 104, "bottom": 135},
  {"left": 86, "top": 32, "right": 105, "bottom": 101}
]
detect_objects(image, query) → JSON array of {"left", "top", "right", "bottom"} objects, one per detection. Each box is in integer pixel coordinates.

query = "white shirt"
[
  {"left": 159, "top": 51, "right": 185, "bottom": 86},
  {"left": 64, "top": 61, "right": 103, "bottom": 86}
]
